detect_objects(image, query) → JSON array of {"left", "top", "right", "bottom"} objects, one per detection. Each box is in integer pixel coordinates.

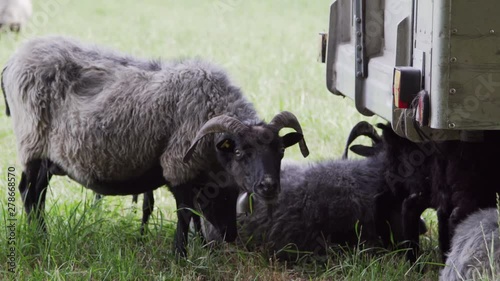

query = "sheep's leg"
[
  {"left": 191, "top": 215, "right": 207, "bottom": 244},
  {"left": 401, "top": 193, "right": 427, "bottom": 263},
  {"left": 373, "top": 192, "right": 393, "bottom": 247},
  {"left": 33, "top": 160, "right": 54, "bottom": 232},
  {"left": 170, "top": 185, "right": 195, "bottom": 257},
  {"left": 437, "top": 206, "right": 452, "bottom": 262},
  {"left": 93, "top": 193, "right": 103, "bottom": 204},
  {"left": 432, "top": 156, "right": 453, "bottom": 262},
  {"left": 192, "top": 215, "right": 202, "bottom": 234},
  {"left": 19, "top": 159, "right": 48, "bottom": 231},
  {"left": 140, "top": 191, "right": 155, "bottom": 235},
  {"left": 19, "top": 160, "right": 41, "bottom": 218},
  {"left": 174, "top": 208, "right": 192, "bottom": 257},
  {"left": 18, "top": 171, "right": 27, "bottom": 199},
  {"left": 448, "top": 204, "right": 477, "bottom": 243}
]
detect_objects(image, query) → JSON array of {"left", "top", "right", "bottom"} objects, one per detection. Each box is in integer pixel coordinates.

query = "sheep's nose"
[{"left": 254, "top": 176, "right": 279, "bottom": 200}]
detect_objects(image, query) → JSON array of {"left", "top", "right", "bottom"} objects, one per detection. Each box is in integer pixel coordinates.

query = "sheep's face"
[
  {"left": 183, "top": 112, "right": 309, "bottom": 203},
  {"left": 215, "top": 126, "right": 303, "bottom": 202}
]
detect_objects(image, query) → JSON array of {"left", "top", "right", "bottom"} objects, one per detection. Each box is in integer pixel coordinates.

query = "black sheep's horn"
[
  {"left": 342, "top": 121, "right": 381, "bottom": 159},
  {"left": 269, "top": 111, "right": 309, "bottom": 157},
  {"left": 183, "top": 115, "right": 249, "bottom": 162}
]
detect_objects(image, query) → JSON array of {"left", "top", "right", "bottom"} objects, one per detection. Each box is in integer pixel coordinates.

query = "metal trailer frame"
[{"left": 324, "top": 0, "right": 500, "bottom": 141}]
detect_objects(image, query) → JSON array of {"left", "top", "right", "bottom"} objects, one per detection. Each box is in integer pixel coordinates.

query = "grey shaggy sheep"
[
  {"left": 0, "top": 0, "right": 32, "bottom": 32},
  {"left": 2, "top": 36, "right": 309, "bottom": 255},
  {"left": 440, "top": 208, "right": 500, "bottom": 281}
]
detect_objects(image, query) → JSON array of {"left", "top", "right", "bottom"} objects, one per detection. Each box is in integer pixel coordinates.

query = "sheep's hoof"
[
  {"left": 173, "top": 246, "right": 187, "bottom": 261},
  {"left": 173, "top": 238, "right": 188, "bottom": 259}
]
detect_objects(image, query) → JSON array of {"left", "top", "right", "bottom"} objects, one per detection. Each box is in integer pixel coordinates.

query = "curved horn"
[
  {"left": 342, "top": 121, "right": 381, "bottom": 159},
  {"left": 269, "top": 111, "right": 309, "bottom": 157},
  {"left": 183, "top": 115, "right": 249, "bottom": 163}
]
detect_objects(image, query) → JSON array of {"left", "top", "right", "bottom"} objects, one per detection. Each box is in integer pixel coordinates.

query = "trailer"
[{"left": 321, "top": 0, "right": 500, "bottom": 141}]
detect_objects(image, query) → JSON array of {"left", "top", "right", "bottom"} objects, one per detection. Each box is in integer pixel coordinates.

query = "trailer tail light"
[
  {"left": 416, "top": 90, "right": 430, "bottom": 127},
  {"left": 393, "top": 67, "right": 422, "bottom": 109}
]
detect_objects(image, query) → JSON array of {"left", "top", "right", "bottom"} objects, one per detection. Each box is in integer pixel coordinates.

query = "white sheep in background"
[
  {"left": 440, "top": 208, "right": 500, "bottom": 281},
  {"left": 0, "top": 0, "right": 32, "bottom": 33}
]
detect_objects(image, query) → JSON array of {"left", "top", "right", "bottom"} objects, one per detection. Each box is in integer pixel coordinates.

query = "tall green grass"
[{"left": 0, "top": 1, "right": 444, "bottom": 280}]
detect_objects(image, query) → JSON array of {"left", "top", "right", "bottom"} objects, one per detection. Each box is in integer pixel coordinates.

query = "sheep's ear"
[
  {"left": 183, "top": 115, "right": 249, "bottom": 163},
  {"left": 282, "top": 132, "right": 303, "bottom": 148},
  {"left": 183, "top": 139, "right": 202, "bottom": 162},
  {"left": 350, "top": 145, "right": 376, "bottom": 157},
  {"left": 216, "top": 138, "right": 236, "bottom": 153}
]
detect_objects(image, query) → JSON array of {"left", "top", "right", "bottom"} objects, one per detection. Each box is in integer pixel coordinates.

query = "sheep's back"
[
  {"left": 4, "top": 37, "right": 172, "bottom": 179},
  {"left": 4, "top": 36, "right": 258, "bottom": 187},
  {"left": 240, "top": 159, "right": 381, "bottom": 254}
]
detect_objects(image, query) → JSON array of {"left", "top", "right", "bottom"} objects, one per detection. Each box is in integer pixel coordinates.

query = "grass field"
[{"left": 0, "top": 1, "right": 443, "bottom": 280}]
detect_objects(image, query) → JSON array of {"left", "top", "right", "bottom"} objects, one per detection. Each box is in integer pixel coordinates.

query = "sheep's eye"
[
  {"left": 280, "top": 147, "right": 285, "bottom": 154},
  {"left": 234, "top": 149, "right": 242, "bottom": 157}
]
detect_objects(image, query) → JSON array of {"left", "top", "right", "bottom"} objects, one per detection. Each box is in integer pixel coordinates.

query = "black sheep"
[{"left": 214, "top": 122, "right": 427, "bottom": 259}]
